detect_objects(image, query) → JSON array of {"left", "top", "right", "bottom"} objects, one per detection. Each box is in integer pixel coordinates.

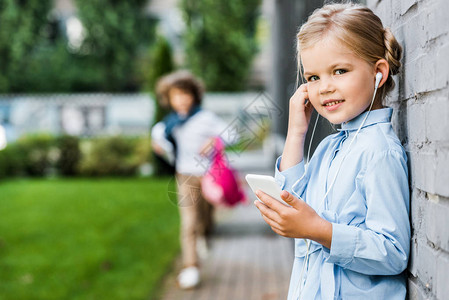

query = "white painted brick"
[
  {"left": 402, "top": 60, "right": 419, "bottom": 100},
  {"left": 374, "top": 0, "right": 394, "bottom": 25},
  {"left": 403, "top": 51, "right": 447, "bottom": 98},
  {"left": 391, "top": 104, "right": 408, "bottom": 144},
  {"left": 435, "top": 151, "right": 449, "bottom": 198},
  {"left": 408, "top": 278, "right": 428, "bottom": 300},
  {"left": 416, "top": 242, "right": 437, "bottom": 293},
  {"left": 391, "top": 0, "right": 402, "bottom": 21},
  {"left": 391, "top": 23, "right": 406, "bottom": 54},
  {"left": 409, "top": 235, "right": 419, "bottom": 277},
  {"left": 401, "top": 30, "right": 449, "bottom": 99},
  {"left": 435, "top": 42, "right": 449, "bottom": 91},
  {"left": 425, "top": 0, "right": 449, "bottom": 41},
  {"left": 436, "top": 253, "right": 449, "bottom": 300},
  {"left": 407, "top": 102, "right": 426, "bottom": 144},
  {"left": 410, "top": 188, "right": 426, "bottom": 233},
  {"left": 363, "top": 1, "right": 449, "bottom": 298},
  {"left": 401, "top": 11, "right": 427, "bottom": 59},
  {"left": 426, "top": 97, "right": 449, "bottom": 144},
  {"left": 409, "top": 150, "right": 436, "bottom": 194},
  {"left": 414, "top": 50, "right": 447, "bottom": 94},
  {"left": 425, "top": 197, "right": 449, "bottom": 252},
  {"left": 399, "top": 0, "right": 417, "bottom": 16}
]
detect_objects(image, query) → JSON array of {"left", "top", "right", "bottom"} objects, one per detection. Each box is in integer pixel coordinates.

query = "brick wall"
[{"left": 367, "top": 0, "right": 449, "bottom": 299}]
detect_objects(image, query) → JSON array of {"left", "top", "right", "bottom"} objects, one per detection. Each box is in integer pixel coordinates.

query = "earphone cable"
[
  {"left": 318, "top": 85, "right": 378, "bottom": 212},
  {"left": 294, "top": 83, "right": 379, "bottom": 299}
]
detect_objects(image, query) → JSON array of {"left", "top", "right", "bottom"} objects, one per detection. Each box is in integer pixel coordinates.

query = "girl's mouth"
[{"left": 323, "top": 100, "right": 344, "bottom": 111}]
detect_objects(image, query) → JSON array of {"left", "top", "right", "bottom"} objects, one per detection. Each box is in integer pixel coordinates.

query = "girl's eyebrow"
[{"left": 304, "top": 62, "right": 353, "bottom": 76}]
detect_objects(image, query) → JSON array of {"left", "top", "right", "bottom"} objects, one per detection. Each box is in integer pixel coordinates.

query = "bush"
[
  {"left": 14, "top": 134, "right": 58, "bottom": 177},
  {"left": 0, "top": 134, "right": 151, "bottom": 178},
  {"left": 56, "top": 135, "right": 81, "bottom": 176},
  {"left": 0, "top": 143, "right": 24, "bottom": 178},
  {"left": 78, "top": 136, "right": 151, "bottom": 177}
]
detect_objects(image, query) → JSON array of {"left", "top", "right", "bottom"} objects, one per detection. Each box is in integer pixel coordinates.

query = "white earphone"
[
  {"left": 293, "top": 71, "right": 384, "bottom": 299},
  {"left": 375, "top": 72, "right": 383, "bottom": 88}
]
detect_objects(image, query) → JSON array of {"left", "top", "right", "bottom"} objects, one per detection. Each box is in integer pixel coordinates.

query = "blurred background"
[
  {"left": 0, "top": 0, "right": 280, "bottom": 178},
  {"left": 0, "top": 0, "right": 273, "bottom": 299},
  {"left": 0, "top": 0, "right": 354, "bottom": 299}
]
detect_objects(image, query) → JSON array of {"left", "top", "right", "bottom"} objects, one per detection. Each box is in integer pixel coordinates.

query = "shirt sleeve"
[
  {"left": 151, "top": 122, "right": 175, "bottom": 165},
  {"left": 274, "top": 156, "right": 306, "bottom": 194},
  {"left": 324, "top": 150, "right": 410, "bottom": 275}
]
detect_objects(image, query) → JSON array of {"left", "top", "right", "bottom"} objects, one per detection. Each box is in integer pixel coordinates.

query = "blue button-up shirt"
[{"left": 275, "top": 108, "right": 410, "bottom": 300}]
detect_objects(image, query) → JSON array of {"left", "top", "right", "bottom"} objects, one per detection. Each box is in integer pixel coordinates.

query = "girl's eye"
[
  {"left": 307, "top": 75, "right": 319, "bottom": 82},
  {"left": 335, "top": 69, "right": 347, "bottom": 75}
]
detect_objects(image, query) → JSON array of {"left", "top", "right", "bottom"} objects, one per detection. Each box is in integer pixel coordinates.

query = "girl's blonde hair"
[{"left": 296, "top": 2, "right": 402, "bottom": 101}]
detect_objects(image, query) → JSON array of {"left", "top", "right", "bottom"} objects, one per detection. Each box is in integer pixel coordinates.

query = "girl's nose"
[{"left": 319, "top": 77, "right": 336, "bottom": 95}]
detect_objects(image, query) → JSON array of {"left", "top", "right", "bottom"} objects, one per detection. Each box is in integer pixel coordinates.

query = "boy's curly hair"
[{"left": 155, "top": 70, "right": 205, "bottom": 109}]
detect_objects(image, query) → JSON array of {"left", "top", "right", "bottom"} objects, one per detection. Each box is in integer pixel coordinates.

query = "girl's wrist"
[
  {"left": 306, "top": 215, "right": 333, "bottom": 249},
  {"left": 286, "top": 131, "right": 307, "bottom": 143}
]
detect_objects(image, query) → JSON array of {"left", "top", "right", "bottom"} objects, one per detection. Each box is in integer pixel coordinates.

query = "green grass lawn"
[{"left": 0, "top": 177, "right": 180, "bottom": 300}]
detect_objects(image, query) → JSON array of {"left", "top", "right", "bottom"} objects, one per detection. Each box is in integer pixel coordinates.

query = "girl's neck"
[{"left": 364, "top": 102, "right": 384, "bottom": 113}]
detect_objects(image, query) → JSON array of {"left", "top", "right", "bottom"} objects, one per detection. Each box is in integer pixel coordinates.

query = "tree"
[
  {"left": 144, "top": 34, "right": 175, "bottom": 97},
  {"left": 0, "top": 0, "right": 52, "bottom": 92},
  {"left": 0, "top": 0, "right": 158, "bottom": 93},
  {"left": 74, "top": 0, "right": 151, "bottom": 91},
  {"left": 143, "top": 34, "right": 176, "bottom": 176},
  {"left": 180, "top": 0, "right": 261, "bottom": 91}
]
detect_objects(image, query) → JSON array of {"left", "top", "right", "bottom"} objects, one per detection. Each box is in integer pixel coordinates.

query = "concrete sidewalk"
[
  {"left": 158, "top": 204, "right": 293, "bottom": 300},
  {"left": 158, "top": 149, "right": 294, "bottom": 300}
]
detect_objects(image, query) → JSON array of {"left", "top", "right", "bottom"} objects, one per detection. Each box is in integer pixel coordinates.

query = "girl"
[
  {"left": 151, "top": 70, "right": 236, "bottom": 289},
  {"left": 254, "top": 3, "right": 410, "bottom": 299}
]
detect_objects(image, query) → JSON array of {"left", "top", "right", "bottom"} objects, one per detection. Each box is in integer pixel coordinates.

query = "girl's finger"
[
  {"left": 270, "top": 226, "right": 286, "bottom": 237},
  {"left": 254, "top": 200, "right": 283, "bottom": 224},
  {"left": 296, "top": 83, "right": 308, "bottom": 93},
  {"left": 260, "top": 212, "right": 283, "bottom": 233},
  {"left": 290, "top": 84, "right": 308, "bottom": 100},
  {"left": 256, "top": 190, "right": 285, "bottom": 210},
  {"left": 305, "top": 98, "right": 314, "bottom": 114},
  {"left": 291, "top": 92, "right": 309, "bottom": 109}
]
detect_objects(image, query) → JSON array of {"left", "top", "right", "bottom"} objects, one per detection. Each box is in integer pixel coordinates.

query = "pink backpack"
[{"left": 201, "top": 137, "right": 246, "bottom": 207}]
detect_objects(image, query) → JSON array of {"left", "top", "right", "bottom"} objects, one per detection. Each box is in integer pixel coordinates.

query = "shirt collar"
[{"left": 338, "top": 107, "right": 393, "bottom": 131}]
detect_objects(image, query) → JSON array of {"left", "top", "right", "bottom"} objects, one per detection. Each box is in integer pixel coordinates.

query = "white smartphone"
[{"left": 245, "top": 174, "right": 290, "bottom": 206}]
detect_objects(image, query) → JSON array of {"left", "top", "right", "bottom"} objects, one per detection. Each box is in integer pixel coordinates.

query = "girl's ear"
[{"left": 374, "top": 59, "right": 389, "bottom": 88}]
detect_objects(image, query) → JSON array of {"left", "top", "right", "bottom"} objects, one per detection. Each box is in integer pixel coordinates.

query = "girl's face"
[
  {"left": 301, "top": 36, "right": 382, "bottom": 124},
  {"left": 169, "top": 87, "right": 195, "bottom": 116}
]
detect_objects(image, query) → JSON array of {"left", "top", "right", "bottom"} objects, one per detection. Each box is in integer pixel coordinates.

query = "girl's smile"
[
  {"left": 323, "top": 99, "right": 345, "bottom": 111},
  {"left": 301, "top": 36, "right": 383, "bottom": 124}
]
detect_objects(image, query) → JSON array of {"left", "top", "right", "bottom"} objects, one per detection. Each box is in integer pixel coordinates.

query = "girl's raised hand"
[
  {"left": 288, "top": 84, "right": 314, "bottom": 137},
  {"left": 254, "top": 190, "right": 332, "bottom": 249}
]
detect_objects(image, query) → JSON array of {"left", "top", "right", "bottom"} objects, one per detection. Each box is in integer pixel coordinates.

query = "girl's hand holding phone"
[
  {"left": 288, "top": 84, "right": 314, "bottom": 137},
  {"left": 254, "top": 189, "right": 332, "bottom": 249}
]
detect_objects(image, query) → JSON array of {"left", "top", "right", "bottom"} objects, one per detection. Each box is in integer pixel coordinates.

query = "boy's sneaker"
[{"left": 177, "top": 266, "right": 200, "bottom": 289}]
